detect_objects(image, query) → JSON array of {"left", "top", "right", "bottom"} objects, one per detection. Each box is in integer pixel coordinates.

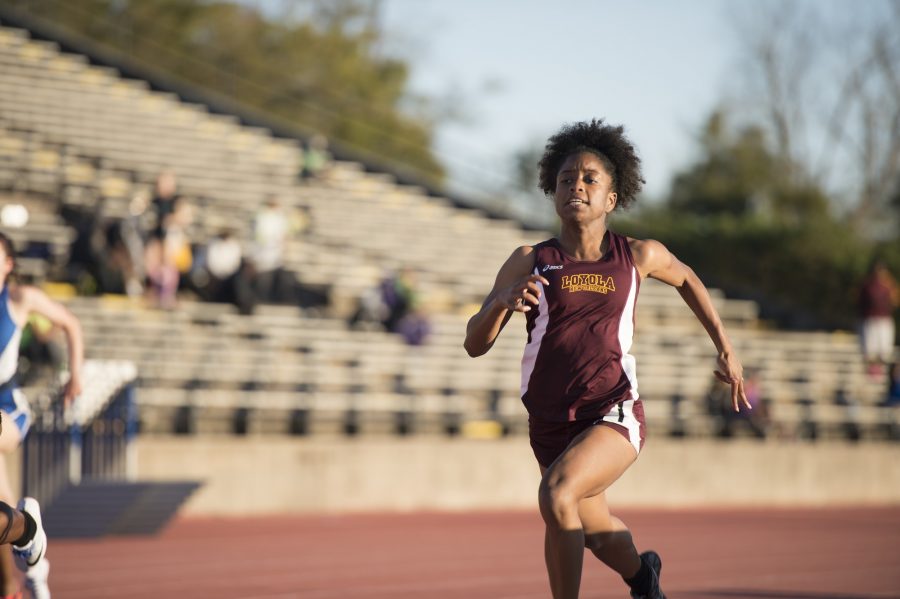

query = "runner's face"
[{"left": 553, "top": 152, "right": 617, "bottom": 222}]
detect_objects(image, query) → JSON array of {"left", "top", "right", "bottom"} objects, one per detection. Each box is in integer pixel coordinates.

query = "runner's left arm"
[
  {"left": 22, "top": 286, "right": 84, "bottom": 404},
  {"left": 631, "top": 238, "right": 749, "bottom": 412}
]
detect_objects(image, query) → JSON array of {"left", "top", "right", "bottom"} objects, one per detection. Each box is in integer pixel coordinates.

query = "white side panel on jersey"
[{"left": 617, "top": 267, "right": 639, "bottom": 399}]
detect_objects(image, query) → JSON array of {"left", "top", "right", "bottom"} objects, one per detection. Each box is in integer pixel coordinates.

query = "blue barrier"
[
  {"left": 22, "top": 380, "right": 137, "bottom": 508},
  {"left": 20, "top": 367, "right": 200, "bottom": 538}
]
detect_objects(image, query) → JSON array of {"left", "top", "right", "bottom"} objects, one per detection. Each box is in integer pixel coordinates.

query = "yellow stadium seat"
[{"left": 461, "top": 419, "right": 504, "bottom": 440}]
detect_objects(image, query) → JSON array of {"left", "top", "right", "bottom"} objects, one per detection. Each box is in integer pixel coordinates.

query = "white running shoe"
[
  {"left": 25, "top": 557, "right": 50, "bottom": 599},
  {"left": 12, "top": 497, "right": 47, "bottom": 569}
]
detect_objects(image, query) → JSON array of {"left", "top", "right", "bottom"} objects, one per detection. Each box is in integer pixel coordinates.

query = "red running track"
[{"left": 41, "top": 507, "right": 900, "bottom": 598}]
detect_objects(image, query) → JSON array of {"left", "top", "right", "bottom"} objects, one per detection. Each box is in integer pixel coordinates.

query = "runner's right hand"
[{"left": 497, "top": 274, "right": 550, "bottom": 312}]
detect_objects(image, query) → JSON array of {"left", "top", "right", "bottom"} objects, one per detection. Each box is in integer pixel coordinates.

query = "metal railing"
[{"left": 22, "top": 360, "right": 138, "bottom": 507}]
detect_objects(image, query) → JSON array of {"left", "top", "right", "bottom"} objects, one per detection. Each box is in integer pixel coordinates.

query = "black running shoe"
[{"left": 630, "top": 550, "right": 666, "bottom": 599}]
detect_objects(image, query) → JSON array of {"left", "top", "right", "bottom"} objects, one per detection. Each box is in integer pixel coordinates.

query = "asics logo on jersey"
[
  {"left": 561, "top": 274, "right": 616, "bottom": 294},
  {"left": 541, "top": 264, "right": 564, "bottom": 272}
]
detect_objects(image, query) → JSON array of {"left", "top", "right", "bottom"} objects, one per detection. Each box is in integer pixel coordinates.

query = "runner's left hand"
[{"left": 714, "top": 352, "right": 750, "bottom": 412}]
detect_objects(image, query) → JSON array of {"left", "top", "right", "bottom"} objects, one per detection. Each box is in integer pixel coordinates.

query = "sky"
[
  {"left": 376, "top": 0, "right": 737, "bottom": 202},
  {"left": 246, "top": 0, "right": 887, "bottom": 215}
]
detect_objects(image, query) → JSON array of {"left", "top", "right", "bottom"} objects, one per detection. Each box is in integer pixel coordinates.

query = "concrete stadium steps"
[
  {"left": 68, "top": 297, "right": 521, "bottom": 409},
  {"left": 134, "top": 387, "right": 522, "bottom": 437},
  {"left": 0, "top": 33, "right": 301, "bottom": 179},
  {"left": 59, "top": 295, "right": 891, "bottom": 442}
]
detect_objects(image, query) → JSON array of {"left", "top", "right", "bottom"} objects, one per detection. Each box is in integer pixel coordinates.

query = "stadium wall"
[{"left": 133, "top": 437, "right": 899, "bottom": 515}]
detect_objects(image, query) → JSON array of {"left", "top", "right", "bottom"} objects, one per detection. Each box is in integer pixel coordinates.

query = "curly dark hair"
[{"left": 537, "top": 119, "right": 645, "bottom": 210}]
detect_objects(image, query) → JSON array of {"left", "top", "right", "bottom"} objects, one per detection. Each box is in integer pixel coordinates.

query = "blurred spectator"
[
  {"left": 858, "top": 260, "right": 898, "bottom": 377},
  {"left": 385, "top": 268, "right": 419, "bottom": 333},
  {"left": 58, "top": 195, "right": 100, "bottom": 292},
  {"left": 205, "top": 231, "right": 242, "bottom": 292},
  {"left": 103, "top": 193, "right": 151, "bottom": 298},
  {"left": 252, "top": 198, "right": 290, "bottom": 304},
  {"left": 145, "top": 172, "right": 193, "bottom": 309},
  {"left": 350, "top": 282, "right": 389, "bottom": 329},
  {"left": 250, "top": 199, "right": 318, "bottom": 309},
  {"left": 151, "top": 170, "right": 179, "bottom": 239},
  {"left": 350, "top": 268, "right": 430, "bottom": 343},
  {"left": 195, "top": 230, "right": 256, "bottom": 314},
  {"left": 168, "top": 199, "right": 194, "bottom": 273},
  {"left": 121, "top": 192, "right": 150, "bottom": 297},
  {"left": 300, "top": 134, "right": 331, "bottom": 180},
  {"left": 73, "top": 198, "right": 124, "bottom": 295},
  {"left": 396, "top": 307, "right": 432, "bottom": 346}
]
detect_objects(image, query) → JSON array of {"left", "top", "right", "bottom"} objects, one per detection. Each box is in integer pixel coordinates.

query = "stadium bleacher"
[{"left": 0, "top": 19, "right": 895, "bottom": 445}]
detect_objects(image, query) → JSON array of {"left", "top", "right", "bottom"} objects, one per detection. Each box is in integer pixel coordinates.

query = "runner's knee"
[{"left": 538, "top": 475, "right": 581, "bottom": 528}]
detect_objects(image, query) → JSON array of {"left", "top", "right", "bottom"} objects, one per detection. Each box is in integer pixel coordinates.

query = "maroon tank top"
[{"left": 521, "top": 231, "right": 640, "bottom": 422}]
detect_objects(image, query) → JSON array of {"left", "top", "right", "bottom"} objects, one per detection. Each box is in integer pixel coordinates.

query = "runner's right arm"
[{"left": 464, "top": 246, "right": 547, "bottom": 357}]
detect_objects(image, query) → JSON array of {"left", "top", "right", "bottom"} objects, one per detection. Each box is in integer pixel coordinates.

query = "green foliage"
[
  {"left": 18, "top": 0, "right": 444, "bottom": 181},
  {"left": 618, "top": 111, "right": 897, "bottom": 330},
  {"left": 669, "top": 112, "right": 829, "bottom": 224}
]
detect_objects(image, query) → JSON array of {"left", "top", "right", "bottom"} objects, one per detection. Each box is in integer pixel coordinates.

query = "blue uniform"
[{"left": 0, "top": 285, "right": 32, "bottom": 436}]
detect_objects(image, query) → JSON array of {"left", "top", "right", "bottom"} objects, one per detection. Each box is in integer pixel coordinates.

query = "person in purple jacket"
[{"left": 464, "top": 119, "right": 750, "bottom": 599}]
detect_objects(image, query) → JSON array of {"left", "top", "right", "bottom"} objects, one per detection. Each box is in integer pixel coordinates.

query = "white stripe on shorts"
[{"left": 596, "top": 398, "right": 643, "bottom": 455}]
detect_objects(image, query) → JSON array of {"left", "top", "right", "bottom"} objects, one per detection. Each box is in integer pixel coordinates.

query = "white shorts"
[
  {"left": 0, "top": 387, "right": 33, "bottom": 439},
  {"left": 861, "top": 317, "right": 896, "bottom": 362}
]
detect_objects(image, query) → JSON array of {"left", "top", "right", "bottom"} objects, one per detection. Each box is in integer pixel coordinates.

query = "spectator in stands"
[
  {"left": 396, "top": 306, "right": 432, "bottom": 346},
  {"left": 75, "top": 202, "right": 124, "bottom": 295},
  {"left": 145, "top": 177, "right": 193, "bottom": 309},
  {"left": 203, "top": 230, "right": 242, "bottom": 298},
  {"left": 150, "top": 170, "right": 179, "bottom": 240},
  {"left": 101, "top": 217, "right": 133, "bottom": 295},
  {"left": 349, "top": 278, "right": 389, "bottom": 330},
  {"left": 464, "top": 119, "right": 750, "bottom": 599},
  {"left": 393, "top": 271, "right": 432, "bottom": 345},
  {"left": 351, "top": 268, "right": 424, "bottom": 336},
  {"left": 0, "top": 232, "right": 79, "bottom": 598},
  {"left": 118, "top": 192, "right": 151, "bottom": 298},
  {"left": 252, "top": 198, "right": 291, "bottom": 304},
  {"left": 61, "top": 199, "right": 104, "bottom": 294},
  {"left": 300, "top": 134, "right": 331, "bottom": 180},
  {"left": 196, "top": 230, "right": 255, "bottom": 314},
  {"left": 384, "top": 268, "right": 420, "bottom": 333},
  {"left": 857, "top": 260, "right": 898, "bottom": 377}
]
